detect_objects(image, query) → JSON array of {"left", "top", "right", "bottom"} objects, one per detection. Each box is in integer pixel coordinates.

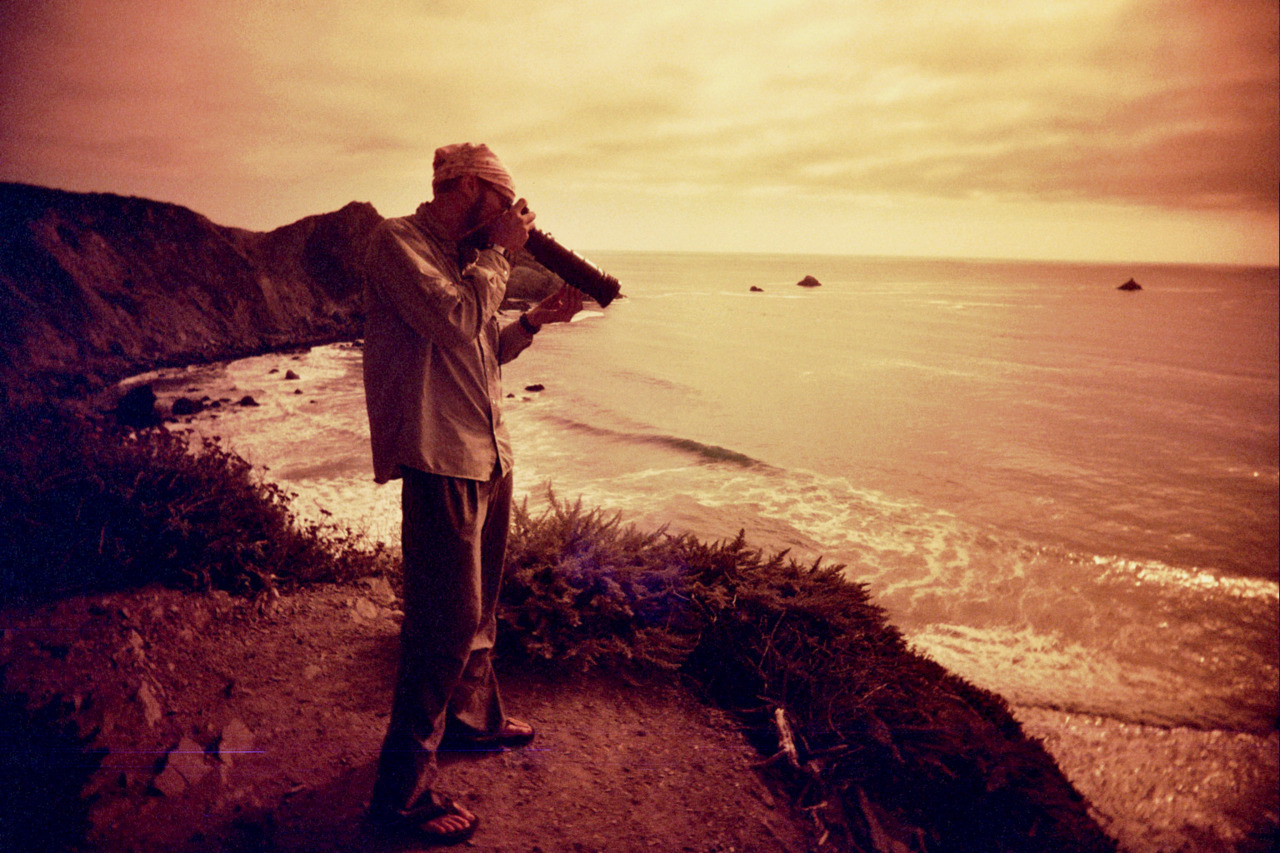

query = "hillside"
[{"left": 0, "top": 183, "right": 559, "bottom": 400}]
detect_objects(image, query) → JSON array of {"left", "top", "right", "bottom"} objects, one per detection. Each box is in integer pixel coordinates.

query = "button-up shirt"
[{"left": 362, "top": 205, "right": 534, "bottom": 483}]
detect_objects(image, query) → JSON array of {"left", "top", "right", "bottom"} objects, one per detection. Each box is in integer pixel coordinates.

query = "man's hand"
[
  {"left": 526, "top": 284, "right": 584, "bottom": 329},
  {"left": 486, "top": 198, "right": 536, "bottom": 252}
]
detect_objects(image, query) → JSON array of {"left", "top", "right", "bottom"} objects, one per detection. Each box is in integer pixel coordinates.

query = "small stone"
[
  {"left": 151, "top": 764, "right": 187, "bottom": 797},
  {"left": 284, "top": 370, "right": 300, "bottom": 380},
  {"left": 152, "top": 736, "right": 210, "bottom": 795},
  {"left": 303, "top": 664, "right": 323, "bottom": 681},
  {"left": 217, "top": 719, "right": 255, "bottom": 766},
  {"left": 359, "top": 576, "right": 397, "bottom": 605},
  {"left": 352, "top": 597, "right": 379, "bottom": 621},
  {"left": 135, "top": 680, "right": 163, "bottom": 727}
]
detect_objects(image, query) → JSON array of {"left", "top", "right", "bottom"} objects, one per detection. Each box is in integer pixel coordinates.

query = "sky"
[{"left": 1, "top": 0, "right": 1276, "bottom": 265}]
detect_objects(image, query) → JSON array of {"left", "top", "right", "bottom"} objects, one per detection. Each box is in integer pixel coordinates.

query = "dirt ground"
[
  {"left": 2, "top": 581, "right": 816, "bottom": 852},
  {"left": 4, "top": 580, "right": 1276, "bottom": 852}
]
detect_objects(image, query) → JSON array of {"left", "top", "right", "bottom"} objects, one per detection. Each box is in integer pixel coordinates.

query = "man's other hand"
[{"left": 526, "top": 284, "right": 585, "bottom": 328}]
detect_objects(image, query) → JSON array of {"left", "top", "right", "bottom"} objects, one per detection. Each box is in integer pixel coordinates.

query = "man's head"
[
  {"left": 429, "top": 143, "right": 519, "bottom": 240},
  {"left": 432, "top": 143, "right": 516, "bottom": 203}
]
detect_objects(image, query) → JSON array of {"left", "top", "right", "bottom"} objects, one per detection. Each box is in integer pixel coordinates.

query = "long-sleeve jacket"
[{"left": 362, "top": 205, "right": 534, "bottom": 483}]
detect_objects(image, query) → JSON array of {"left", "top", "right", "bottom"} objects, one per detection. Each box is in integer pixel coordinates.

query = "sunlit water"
[{"left": 131, "top": 253, "right": 1279, "bottom": 732}]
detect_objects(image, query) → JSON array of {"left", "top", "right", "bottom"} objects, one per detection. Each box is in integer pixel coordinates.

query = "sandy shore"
[{"left": 1013, "top": 707, "right": 1278, "bottom": 852}]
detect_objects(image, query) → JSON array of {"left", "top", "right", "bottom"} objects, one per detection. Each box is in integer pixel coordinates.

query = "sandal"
[
  {"left": 374, "top": 796, "right": 479, "bottom": 846},
  {"left": 444, "top": 717, "right": 536, "bottom": 749}
]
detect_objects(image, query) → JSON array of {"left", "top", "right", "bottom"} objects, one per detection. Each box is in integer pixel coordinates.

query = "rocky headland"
[{"left": 0, "top": 182, "right": 559, "bottom": 401}]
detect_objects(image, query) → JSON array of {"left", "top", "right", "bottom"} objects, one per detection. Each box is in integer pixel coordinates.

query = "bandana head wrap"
[{"left": 432, "top": 143, "right": 517, "bottom": 202}]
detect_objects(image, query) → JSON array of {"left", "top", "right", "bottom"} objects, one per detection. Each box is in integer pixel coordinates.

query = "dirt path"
[{"left": 2, "top": 582, "right": 814, "bottom": 852}]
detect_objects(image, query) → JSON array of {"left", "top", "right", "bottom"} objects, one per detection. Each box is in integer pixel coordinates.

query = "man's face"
[{"left": 461, "top": 180, "right": 514, "bottom": 238}]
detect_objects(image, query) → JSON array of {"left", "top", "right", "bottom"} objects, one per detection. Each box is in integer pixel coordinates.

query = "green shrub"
[
  {"left": 500, "top": 494, "right": 1114, "bottom": 853},
  {"left": 499, "top": 496, "right": 699, "bottom": 671},
  {"left": 0, "top": 400, "right": 387, "bottom": 602}
]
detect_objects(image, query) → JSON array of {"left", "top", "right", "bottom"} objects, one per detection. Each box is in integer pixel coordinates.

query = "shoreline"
[
  {"left": 1012, "top": 706, "right": 1278, "bottom": 852},
  {"left": 116, "top": 350, "right": 1280, "bottom": 849}
]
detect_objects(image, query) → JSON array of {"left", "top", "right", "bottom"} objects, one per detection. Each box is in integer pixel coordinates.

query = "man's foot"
[
  {"left": 489, "top": 717, "right": 535, "bottom": 746},
  {"left": 370, "top": 797, "right": 479, "bottom": 846},
  {"left": 416, "top": 801, "right": 479, "bottom": 846},
  {"left": 443, "top": 717, "right": 536, "bottom": 749}
]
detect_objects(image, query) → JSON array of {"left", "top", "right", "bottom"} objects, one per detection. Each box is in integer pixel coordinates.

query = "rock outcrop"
[
  {"left": 0, "top": 183, "right": 567, "bottom": 401},
  {"left": 0, "top": 183, "right": 383, "bottom": 397}
]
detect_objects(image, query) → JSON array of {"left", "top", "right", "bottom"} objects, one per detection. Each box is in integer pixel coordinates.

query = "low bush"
[
  {"left": 0, "top": 399, "right": 387, "bottom": 602},
  {"left": 501, "top": 495, "right": 1114, "bottom": 853}
]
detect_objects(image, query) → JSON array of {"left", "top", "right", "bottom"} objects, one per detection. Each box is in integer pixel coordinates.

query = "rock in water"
[
  {"left": 170, "top": 396, "right": 203, "bottom": 416},
  {"left": 115, "top": 384, "right": 160, "bottom": 428},
  {"left": 1117, "top": 278, "right": 1142, "bottom": 291},
  {"left": 796, "top": 275, "right": 822, "bottom": 288}
]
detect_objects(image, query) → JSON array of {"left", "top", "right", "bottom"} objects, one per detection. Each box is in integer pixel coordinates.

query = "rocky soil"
[
  {"left": 4, "top": 579, "right": 1275, "bottom": 852},
  {"left": 2, "top": 581, "right": 815, "bottom": 852}
]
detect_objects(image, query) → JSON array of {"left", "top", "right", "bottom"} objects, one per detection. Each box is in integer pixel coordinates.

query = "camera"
[{"left": 522, "top": 227, "right": 621, "bottom": 307}]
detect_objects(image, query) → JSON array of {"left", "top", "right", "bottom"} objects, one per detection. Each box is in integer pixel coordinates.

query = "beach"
[{"left": 1014, "top": 708, "right": 1278, "bottom": 852}]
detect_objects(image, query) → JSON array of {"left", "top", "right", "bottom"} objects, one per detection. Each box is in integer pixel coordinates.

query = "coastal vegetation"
[
  {"left": 501, "top": 496, "right": 1113, "bottom": 851},
  {"left": 1, "top": 184, "right": 1115, "bottom": 850},
  {"left": 1, "top": 397, "right": 1113, "bottom": 851},
  {"left": 0, "top": 398, "right": 388, "bottom": 603}
]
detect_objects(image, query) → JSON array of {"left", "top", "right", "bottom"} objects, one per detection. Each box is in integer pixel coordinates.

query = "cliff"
[{"left": 0, "top": 183, "right": 385, "bottom": 398}]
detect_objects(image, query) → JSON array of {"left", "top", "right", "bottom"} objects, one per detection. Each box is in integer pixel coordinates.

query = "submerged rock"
[{"left": 1117, "top": 278, "right": 1142, "bottom": 291}]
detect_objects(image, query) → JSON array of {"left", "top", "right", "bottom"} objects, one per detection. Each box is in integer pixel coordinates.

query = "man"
[{"left": 362, "top": 143, "right": 582, "bottom": 845}]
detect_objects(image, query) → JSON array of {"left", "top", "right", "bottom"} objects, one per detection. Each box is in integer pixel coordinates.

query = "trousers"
[{"left": 370, "top": 465, "right": 514, "bottom": 816}]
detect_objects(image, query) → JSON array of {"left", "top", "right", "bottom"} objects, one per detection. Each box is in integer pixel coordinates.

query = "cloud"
[
  {"left": 0, "top": 0, "right": 1273, "bottom": 260},
  {"left": 491, "top": 0, "right": 1278, "bottom": 213}
]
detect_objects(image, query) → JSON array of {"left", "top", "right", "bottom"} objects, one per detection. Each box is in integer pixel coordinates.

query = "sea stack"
[
  {"left": 796, "top": 275, "right": 822, "bottom": 288},
  {"left": 1117, "top": 278, "right": 1142, "bottom": 291}
]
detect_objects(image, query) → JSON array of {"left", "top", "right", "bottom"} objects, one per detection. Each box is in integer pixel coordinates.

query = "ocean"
[{"left": 136, "top": 252, "right": 1279, "bottom": 734}]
